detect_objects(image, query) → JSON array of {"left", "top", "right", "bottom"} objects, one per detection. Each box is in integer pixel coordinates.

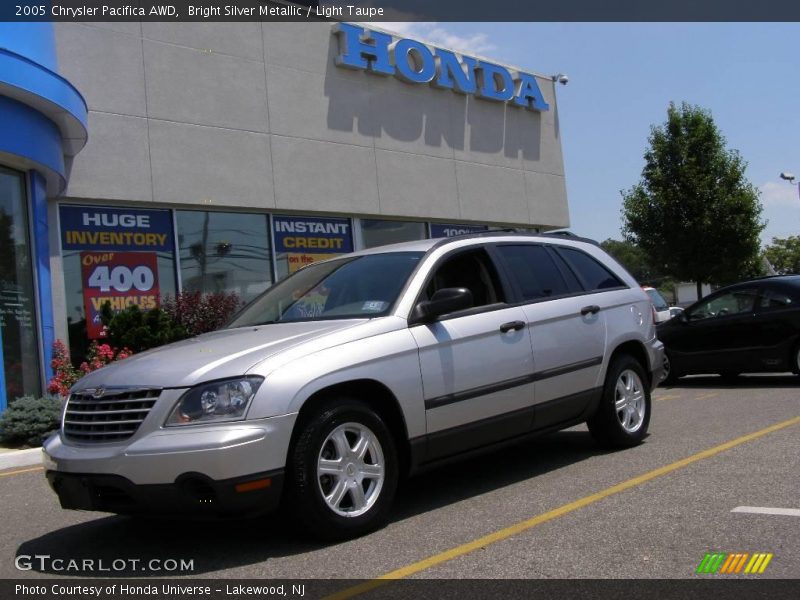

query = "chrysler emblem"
[{"left": 92, "top": 388, "right": 106, "bottom": 398}]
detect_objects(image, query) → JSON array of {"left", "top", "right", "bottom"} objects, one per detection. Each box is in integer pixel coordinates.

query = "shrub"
[
  {"left": 100, "top": 303, "right": 188, "bottom": 353},
  {"left": 48, "top": 339, "right": 133, "bottom": 397},
  {"left": 161, "top": 290, "right": 242, "bottom": 336},
  {"left": 0, "top": 396, "right": 62, "bottom": 448}
]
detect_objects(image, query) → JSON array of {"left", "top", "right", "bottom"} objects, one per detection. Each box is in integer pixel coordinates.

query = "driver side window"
[
  {"left": 688, "top": 288, "right": 758, "bottom": 321},
  {"left": 425, "top": 249, "right": 505, "bottom": 308}
]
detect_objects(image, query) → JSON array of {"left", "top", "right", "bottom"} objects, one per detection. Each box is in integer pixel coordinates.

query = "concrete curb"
[{"left": 0, "top": 448, "right": 42, "bottom": 471}]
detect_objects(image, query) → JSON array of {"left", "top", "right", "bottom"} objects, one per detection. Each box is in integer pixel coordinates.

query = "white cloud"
[
  {"left": 760, "top": 181, "right": 799, "bottom": 207},
  {"left": 379, "top": 22, "right": 496, "bottom": 55}
]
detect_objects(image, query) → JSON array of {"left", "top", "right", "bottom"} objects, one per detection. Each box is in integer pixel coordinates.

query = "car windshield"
[
  {"left": 228, "top": 252, "right": 424, "bottom": 326},
  {"left": 645, "top": 288, "right": 669, "bottom": 311}
]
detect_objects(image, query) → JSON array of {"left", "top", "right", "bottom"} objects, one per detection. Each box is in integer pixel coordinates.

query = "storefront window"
[
  {"left": 0, "top": 168, "right": 40, "bottom": 405},
  {"left": 60, "top": 205, "right": 177, "bottom": 361},
  {"left": 360, "top": 219, "right": 428, "bottom": 249},
  {"left": 273, "top": 215, "right": 354, "bottom": 281},
  {"left": 177, "top": 211, "right": 271, "bottom": 303}
]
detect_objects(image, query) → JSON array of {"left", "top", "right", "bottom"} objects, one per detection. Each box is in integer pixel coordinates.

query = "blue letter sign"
[{"left": 334, "top": 24, "right": 550, "bottom": 112}]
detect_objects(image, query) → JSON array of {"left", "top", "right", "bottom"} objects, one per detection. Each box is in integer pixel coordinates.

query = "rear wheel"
[
  {"left": 588, "top": 355, "right": 651, "bottom": 448},
  {"left": 287, "top": 399, "right": 398, "bottom": 540},
  {"left": 661, "top": 351, "right": 679, "bottom": 385},
  {"left": 793, "top": 343, "right": 800, "bottom": 375}
]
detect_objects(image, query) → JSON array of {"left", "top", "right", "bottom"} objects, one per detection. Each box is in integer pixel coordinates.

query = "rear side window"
[
  {"left": 496, "top": 244, "right": 576, "bottom": 301},
  {"left": 558, "top": 247, "right": 625, "bottom": 291},
  {"left": 758, "top": 288, "right": 794, "bottom": 311}
]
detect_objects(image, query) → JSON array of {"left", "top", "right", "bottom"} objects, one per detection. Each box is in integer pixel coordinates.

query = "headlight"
[{"left": 165, "top": 376, "right": 263, "bottom": 426}]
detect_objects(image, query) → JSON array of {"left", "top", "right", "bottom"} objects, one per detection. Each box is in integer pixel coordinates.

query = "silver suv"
[{"left": 44, "top": 233, "right": 663, "bottom": 539}]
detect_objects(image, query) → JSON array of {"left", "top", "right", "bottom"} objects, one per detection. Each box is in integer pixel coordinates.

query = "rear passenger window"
[
  {"left": 497, "top": 245, "right": 575, "bottom": 301},
  {"left": 558, "top": 247, "right": 625, "bottom": 291},
  {"left": 758, "top": 288, "right": 794, "bottom": 311}
]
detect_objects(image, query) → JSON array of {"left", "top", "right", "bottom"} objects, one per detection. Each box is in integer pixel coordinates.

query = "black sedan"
[{"left": 658, "top": 275, "right": 800, "bottom": 384}]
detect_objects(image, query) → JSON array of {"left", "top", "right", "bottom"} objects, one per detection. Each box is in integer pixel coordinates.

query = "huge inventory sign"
[
  {"left": 273, "top": 216, "right": 353, "bottom": 274},
  {"left": 60, "top": 205, "right": 174, "bottom": 252},
  {"left": 80, "top": 252, "right": 160, "bottom": 339}
]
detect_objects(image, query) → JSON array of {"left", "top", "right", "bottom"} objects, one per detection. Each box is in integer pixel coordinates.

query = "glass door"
[{"left": 0, "top": 167, "right": 40, "bottom": 407}]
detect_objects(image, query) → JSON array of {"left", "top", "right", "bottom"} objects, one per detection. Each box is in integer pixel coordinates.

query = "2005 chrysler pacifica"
[{"left": 44, "top": 233, "right": 664, "bottom": 539}]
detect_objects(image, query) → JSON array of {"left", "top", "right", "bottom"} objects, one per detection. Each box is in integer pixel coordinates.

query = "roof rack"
[{"left": 540, "top": 230, "right": 600, "bottom": 246}]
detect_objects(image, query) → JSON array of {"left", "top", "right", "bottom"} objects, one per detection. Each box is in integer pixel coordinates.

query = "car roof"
[{"left": 349, "top": 231, "right": 599, "bottom": 257}]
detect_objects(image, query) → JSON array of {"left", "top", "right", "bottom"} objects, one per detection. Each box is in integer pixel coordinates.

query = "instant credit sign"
[
  {"left": 60, "top": 206, "right": 174, "bottom": 252},
  {"left": 273, "top": 216, "right": 353, "bottom": 254}
]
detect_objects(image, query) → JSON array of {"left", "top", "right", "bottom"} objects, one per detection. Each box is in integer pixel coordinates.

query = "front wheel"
[
  {"left": 588, "top": 355, "right": 651, "bottom": 448},
  {"left": 287, "top": 399, "right": 398, "bottom": 540}
]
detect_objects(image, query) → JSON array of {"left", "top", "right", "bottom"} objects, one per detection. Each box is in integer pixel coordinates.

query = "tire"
[
  {"left": 587, "top": 354, "right": 651, "bottom": 448},
  {"left": 792, "top": 343, "right": 800, "bottom": 375},
  {"left": 287, "top": 398, "right": 398, "bottom": 541},
  {"left": 661, "top": 351, "right": 680, "bottom": 386}
]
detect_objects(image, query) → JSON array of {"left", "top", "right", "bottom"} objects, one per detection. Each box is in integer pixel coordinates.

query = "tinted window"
[
  {"left": 758, "top": 288, "right": 794, "bottom": 311},
  {"left": 558, "top": 247, "right": 624, "bottom": 291},
  {"left": 424, "top": 249, "right": 504, "bottom": 307},
  {"left": 687, "top": 288, "right": 758, "bottom": 321},
  {"left": 645, "top": 288, "right": 669, "bottom": 311},
  {"left": 497, "top": 245, "right": 572, "bottom": 301}
]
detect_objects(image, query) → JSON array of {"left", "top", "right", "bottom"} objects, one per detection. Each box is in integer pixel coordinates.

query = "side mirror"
[{"left": 411, "top": 287, "right": 474, "bottom": 324}]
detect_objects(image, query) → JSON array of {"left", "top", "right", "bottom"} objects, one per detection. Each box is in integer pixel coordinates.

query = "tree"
[
  {"left": 622, "top": 102, "right": 765, "bottom": 299},
  {"left": 600, "top": 238, "right": 660, "bottom": 284},
  {"left": 764, "top": 236, "right": 800, "bottom": 274}
]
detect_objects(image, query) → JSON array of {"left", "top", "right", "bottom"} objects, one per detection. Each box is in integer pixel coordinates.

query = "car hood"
[{"left": 71, "top": 320, "right": 366, "bottom": 390}]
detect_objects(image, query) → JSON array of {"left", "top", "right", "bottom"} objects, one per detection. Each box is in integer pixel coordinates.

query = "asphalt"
[{"left": 1, "top": 374, "right": 798, "bottom": 583}]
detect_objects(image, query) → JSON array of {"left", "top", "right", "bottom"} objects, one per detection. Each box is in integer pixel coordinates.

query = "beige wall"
[{"left": 55, "top": 21, "right": 569, "bottom": 229}]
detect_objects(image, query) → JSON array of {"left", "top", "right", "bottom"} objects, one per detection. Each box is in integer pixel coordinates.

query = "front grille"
[{"left": 63, "top": 388, "right": 161, "bottom": 443}]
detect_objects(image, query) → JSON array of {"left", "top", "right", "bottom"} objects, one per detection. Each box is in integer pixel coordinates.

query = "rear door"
[
  {"left": 494, "top": 243, "right": 612, "bottom": 428},
  {"left": 751, "top": 285, "right": 799, "bottom": 370}
]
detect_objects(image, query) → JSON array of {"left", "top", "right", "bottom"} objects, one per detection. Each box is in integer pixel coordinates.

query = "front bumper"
[{"left": 46, "top": 469, "right": 284, "bottom": 517}]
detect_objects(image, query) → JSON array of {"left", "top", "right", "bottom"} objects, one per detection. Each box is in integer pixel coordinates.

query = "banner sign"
[
  {"left": 80, "top": 252, "right": 160, "bottom": 339},
  {"left": 430, "top": 223, "right": 489, "bottom": 238},
  {"left": 273, "top": 216, "right": 353, "bottom": 254},
  {"left": 60, "top": 206, "right": 174, "bottom": 252}
]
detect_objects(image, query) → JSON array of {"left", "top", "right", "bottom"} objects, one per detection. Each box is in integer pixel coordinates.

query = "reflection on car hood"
[{"left": 71, "top": 320, "right": 365, "bottom": 389}]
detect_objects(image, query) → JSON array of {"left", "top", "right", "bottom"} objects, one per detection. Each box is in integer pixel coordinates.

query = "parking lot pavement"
[{"left": 1, "top": 375, "right": 798, "bottom": 583}]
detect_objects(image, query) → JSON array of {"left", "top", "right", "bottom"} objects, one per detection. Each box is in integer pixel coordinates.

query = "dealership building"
[{"left": 0, "top": 19, "right": 569, "bottom": 407}]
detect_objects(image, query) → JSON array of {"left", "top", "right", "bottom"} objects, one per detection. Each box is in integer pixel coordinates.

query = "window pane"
[
  {"left": 177, "top": 211, "right": 271, "bottom": 303},
  {"left": 497, "top": 245, "right": 571, "bottom": 300},
  {"left": 0, "top": 167, "right": 40, "bottom": 404},
  {"left": 688, "top": 288, "right": 758, "bottom": 321},
  {"left": 425, "top": 249, "right": 504, "bottom": 306},
  {"left": 759, "top": 288, "right": 794, "bottom": 311},
  {"left": 60, "top": 205, "right": 177, "bottom": 362},
  {"left": 559, "top": 247, "right": 624, "bottom": 291},
  {"left": 229, "top": 252, "right": 423, "bottom": 325},
  {"left": 361, "top": 219, "right": 427, "bottom": 249}
]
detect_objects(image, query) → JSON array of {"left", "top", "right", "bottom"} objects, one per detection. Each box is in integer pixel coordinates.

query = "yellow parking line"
[
  {"left": 655, "top": 394, "right": 680, "bottom": 401},
  {"left": 0, "top": 466, "right": 43, "bottom": 478},
  {"left": 326, "top": 415, "right": 800, "bottom": 600},
  {"left": 695, "top": 393, "right": 719, "bottom": 400}
]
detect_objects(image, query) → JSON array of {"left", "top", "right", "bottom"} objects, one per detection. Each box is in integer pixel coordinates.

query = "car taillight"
[{"left": 651, "top": 303, "right": 657, "bottom": 323}]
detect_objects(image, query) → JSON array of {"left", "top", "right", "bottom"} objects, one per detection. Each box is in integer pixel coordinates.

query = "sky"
[{"left": 386, "top": 22, "right": 800, "bottom": 246}]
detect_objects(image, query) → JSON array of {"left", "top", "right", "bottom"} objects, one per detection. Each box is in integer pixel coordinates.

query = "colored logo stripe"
[{"left": 697, "top": 552, "right": 773, "bottom": 574}]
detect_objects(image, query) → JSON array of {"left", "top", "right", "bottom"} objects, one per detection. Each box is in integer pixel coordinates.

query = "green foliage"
[
  {"left": 622, "top": 102, "right": 765, "bottom": 288},
  {"left": 0, "top": 396, "right": 62, "bottom": 448},
  {"left": 600, "top": 238, "right": 663, "bottom": 284},
  {"left": 100, "top": 303, "right": 188, "bottom": 353},
  {"left": 764, "top": 236, "right": 800, "bottom": 274}
]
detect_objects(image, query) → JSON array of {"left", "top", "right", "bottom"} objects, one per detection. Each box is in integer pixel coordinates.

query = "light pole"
[{"left": 779, "top": 171, "right": 799, "bottom": 199}]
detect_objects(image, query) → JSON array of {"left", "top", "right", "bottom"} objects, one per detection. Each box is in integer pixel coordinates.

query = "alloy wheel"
[{"left": 615, "top": 369, "right": 646, "bottom": 433}]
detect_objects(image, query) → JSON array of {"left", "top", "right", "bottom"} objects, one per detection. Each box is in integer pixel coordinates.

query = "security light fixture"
[
  {"left": 552, "top": 73, "right": 569, "bottom": 85},
  {"left": 779, "top": 172, "right": 796, "bottom": 183}
]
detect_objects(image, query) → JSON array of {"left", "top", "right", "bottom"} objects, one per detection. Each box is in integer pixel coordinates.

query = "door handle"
[
  {"left": 500, "top": 320, "right": 526, "bottom": 333},
  {"left": 581, "top": 305, "right": 601, "bottom": 316}
]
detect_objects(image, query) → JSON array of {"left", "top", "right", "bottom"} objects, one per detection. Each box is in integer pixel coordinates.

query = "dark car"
[{"left": 658, "top": 276, "right": 800, "bottom": 383}]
